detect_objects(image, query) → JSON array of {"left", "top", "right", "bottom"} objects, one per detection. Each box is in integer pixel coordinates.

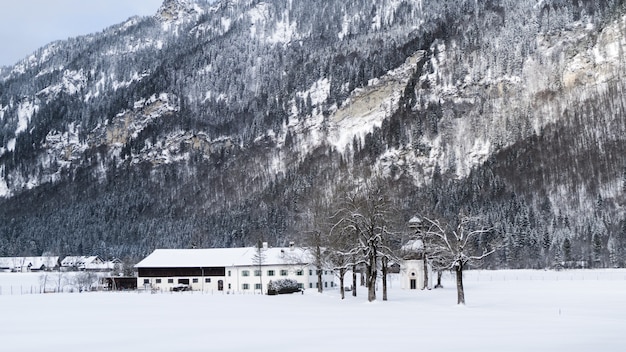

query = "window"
[
  {"left": 243, "top": 283, "right": 249, "bottom": 290},
  {"left": 228, "top": 283, "right": 231, "bottom": 289},
  {"left": 242, "top": 270, "right": 250, "bottom": 277},
  {"left": 143, "top": 279, "right": 150, "bottom": 284},
  {"left": 280, "top": 269, "right": 288, "bottom": 276},
  {"left": 168, "top": 279, "right": 174, "bottom": 284},
  {"left": 297, "top": 283, "right": 303, "bottom": 289},
  {"left": 228, "top": 270, "right": 231, "bottom": 277},
  {"left": 192, "top": 278, "right": 199, "bottom": 283},
  {"left": 324, "top": 282, "right": 328, "bottom": 288},
  {"left": 309, "top": 269, "right": 313, "bottom": 276},
  {"left": 254, "top": 270, "right": 261, "bottom": 277},
  {"left": 155, "top": 279, "right": 161, "bottom": 284},
  {"left": 255, "top": 283, "right": 262, "bottom": 290},
  {"left": 296, "top": 270, "right": 303, "bottom": 276},
  {"left": 267, "top": 270, "right": 275, "bottom": 276},
  {"left": 205, "top": 278, "right": 211, "bottom": 283},
  {"left": 309, "top": 283, "right": 313, "bottom": 289}
]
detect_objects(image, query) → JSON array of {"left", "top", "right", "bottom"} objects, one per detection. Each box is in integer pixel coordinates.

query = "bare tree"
[
  {"left": 326, "top": 244, "right": 350, "bottom": 299},
  {"left": 418, "top": 214, "right": 496, "bottom": 305},
  {"left": 39, "top": 273, "right": 50, "bottom": 294},
  {"left": 325, "top": 215, "right": 359, "bottom": 299},
  {"left": 331, "top": 180, "right": 398, "bottom": 302},
  {"left": 73, "top": 271, "right": 98, "bottom": 292},
  {"left": 304, "top": 230, "right": 326, "bottom": 293},
  {"left": 252, "top": 240, "right": 266, "bottom": 294},
  {"left": 301, "top": 200, "right": 332, "bottom": 294}
]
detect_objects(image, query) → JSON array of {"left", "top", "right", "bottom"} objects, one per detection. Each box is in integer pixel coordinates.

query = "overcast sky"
[{"left": 0, "top": 0, "right": 164, "bottom": 67}]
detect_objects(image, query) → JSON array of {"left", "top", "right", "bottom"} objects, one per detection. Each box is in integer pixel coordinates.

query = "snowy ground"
[{"left": 1, "top": 269, "right": 625, "bottom": 351}]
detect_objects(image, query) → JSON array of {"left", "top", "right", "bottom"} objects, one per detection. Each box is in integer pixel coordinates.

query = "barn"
[{"left": 135, "top": 243, "right": 335, "bottom": 293}]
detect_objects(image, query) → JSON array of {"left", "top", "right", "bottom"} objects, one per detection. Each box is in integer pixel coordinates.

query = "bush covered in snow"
[{"left": 267, "top": 279, "right": 301, "bottom": 295}]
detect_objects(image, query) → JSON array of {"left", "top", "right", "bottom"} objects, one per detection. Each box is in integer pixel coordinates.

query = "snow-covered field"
[{"left": 1, "top": 269, "right": 625, "bottom": 352}]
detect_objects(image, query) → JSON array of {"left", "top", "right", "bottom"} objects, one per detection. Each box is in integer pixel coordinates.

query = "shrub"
[{"left": 267, "top": 279, "right": 301, "bottom": 295}]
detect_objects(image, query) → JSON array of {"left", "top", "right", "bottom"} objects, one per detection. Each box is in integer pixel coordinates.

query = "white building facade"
[
  {"left": 135, "top": 245, "right": 335, "bottom": 293},
  {"left": 400, "top": 259, "right": 433, "bottom": 290}
]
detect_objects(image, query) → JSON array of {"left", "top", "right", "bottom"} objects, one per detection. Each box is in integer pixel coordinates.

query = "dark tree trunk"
[
  {"left": 339, "top": 268, "right": 346, "bottom": 299},
  {"left": 352, "top": 264, "right": 357, "bottom": 297},
  {"left": 422, "top": 256, "right": 429, "bottom": 290},
  {"left": 434, "top": 270, "right": 443, "bottom": 288},
  {"left": 317, "top": 268, "right": 323, "bottom": 293},
  {"left": 455, "top": 262, "right": 465, "bottom": 305},
  {"left": 367, "top": 263, "right": 376, "bottom": 302},
  {"left": 367, "top": 248, "right": 377, "bottom": 302},
  {"left": 382, "top": 256, "right": 388, "bottom": 301},
  {"left": 316, "top": 245, "right": 323, "bottom": 293}
]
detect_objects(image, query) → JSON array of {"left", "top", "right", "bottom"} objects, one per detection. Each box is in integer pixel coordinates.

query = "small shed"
[
  {"left": 102, "top": 277, "right": 138, "bottom": 291},
  {"left": 401, "top": 259, "right": 433, "bottom": 290}
]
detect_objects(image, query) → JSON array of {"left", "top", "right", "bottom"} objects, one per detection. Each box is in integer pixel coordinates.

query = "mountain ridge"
[{"left": 1, "top": 0, "right": 626, "bottom": 268}]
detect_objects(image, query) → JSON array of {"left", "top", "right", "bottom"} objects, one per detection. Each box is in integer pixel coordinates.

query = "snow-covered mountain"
[{"left": 1, "top": 0, "right": 625, "bottom": 267}]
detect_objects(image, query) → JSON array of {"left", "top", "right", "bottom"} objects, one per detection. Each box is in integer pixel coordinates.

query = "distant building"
[
  {"left": 0, "top": 256, "right": 60, "bottom": 272},
  {"left": 135, "top": 243, "right": 335, "bottom": 293},
  {"left": 400, "top": 239, "right": 433, "bottom": 290},
  {"left": 401, "top": 260, "right": 433, "bottom": 290},
  {"left": 60, "top": 256, "right": 115, "bottom": 271},
  {"left": 101, "top": 277, "right": 138, "bottom": 291}
]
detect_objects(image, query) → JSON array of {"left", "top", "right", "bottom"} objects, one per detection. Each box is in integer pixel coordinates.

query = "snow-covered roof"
[
  {"left": 61, "top": 256, "right": 104, "bottom": 267},
  {"left": 0, "top": 256, "right": 59, "bottom": 269},
  {"left": 135, "top": 246, "right": 312, "bottom": 268},
  {"left": 401, "top": 239, "right": 424, "bottom": 251}
]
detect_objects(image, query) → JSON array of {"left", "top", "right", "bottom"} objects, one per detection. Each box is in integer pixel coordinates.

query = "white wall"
[
  {"left": 401, "top": 260, "right": 433, "bottom": 290},
  {"left": 139, "top": 264, "right": 336, "bottom": 293}
]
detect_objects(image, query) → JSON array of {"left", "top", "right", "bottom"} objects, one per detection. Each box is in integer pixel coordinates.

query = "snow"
[
  {"left": 247, "top": 2, "right": 270, "bottom": 39},
  {"left": 6, "top": 138, "right": 15, "bottom": 152},
  {"left": 157, "top": 0, "right": 205, "bottom": 31},
  {"left": 37, "top": 69, "right": 86, "bottom": 98},
  {"left": 327, "top": 52, "right": 423, "bottom": 153},
  {"left": 338, "top": 13, "right": 354, "bottom": 40},
  {"left": 15, "top": 101, "right": 38, "bottom": 135},
  {"left": 136, "top": 246, "right": 311, "bottom": 268},
  {"left": 267, "top": 10, "right": 297, "bottom": 44},
  {"left": 248, "top": 4, "right": 297, "bottom": 44},
  {"left": 0, "top": 165, "right": 9, "bottom": 197},
  {"left": 111, "top": 71, "right": 150, "bottom": 91},
  {"left": 1, "top": 269, "right": 625, "bottom": 351}
]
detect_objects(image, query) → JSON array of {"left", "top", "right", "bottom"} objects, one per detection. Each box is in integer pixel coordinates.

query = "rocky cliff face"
[{"left": 1, "top": 0, "right": 625, "bottom": 267}]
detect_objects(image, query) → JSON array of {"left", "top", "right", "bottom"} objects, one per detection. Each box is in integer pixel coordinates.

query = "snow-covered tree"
[
  {"left": 331, "top": 179, "right": 399, "bottom": 302},
  {"left": 418, "top": 214, "right": 496, "bottom": 305}
]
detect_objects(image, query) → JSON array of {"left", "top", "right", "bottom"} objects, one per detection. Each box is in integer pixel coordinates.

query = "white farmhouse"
[
  {"left": 134, "top": 243, "right": 335, "bottom": 293},
  {"left": 61, "top": 256, "right": 112, "bottom": 271}
]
